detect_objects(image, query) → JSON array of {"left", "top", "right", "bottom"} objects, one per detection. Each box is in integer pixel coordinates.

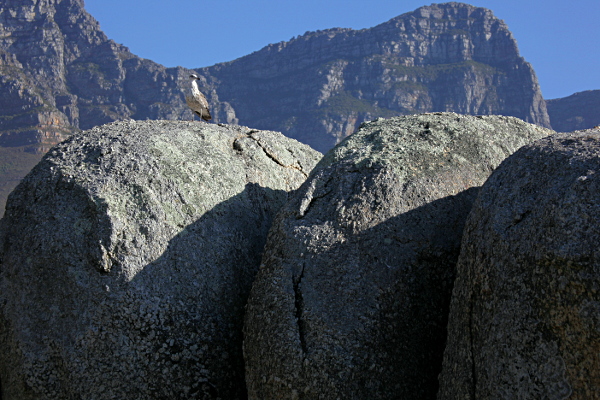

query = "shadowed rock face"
[
  {"left": 439, "top": 128, "right": 600, "bottom": 400},
  {"left": 243, "top": 112, "right": 551, "bottom": 400},
  {"left": 546, "top": 90, "right": 600, "bottom": 132},
  {"left": 0, "top": 120, "right": 321, "bottom": 399}
]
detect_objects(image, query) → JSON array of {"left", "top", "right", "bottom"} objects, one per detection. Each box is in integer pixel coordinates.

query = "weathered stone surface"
[
  {"left": 546, "top": 90, "right": 600, "bottom": 132},
  {"left": 243, "top": 112, "right": 551, "bottom": 399},
  {"left": 438, "top": 129, "right": 600, "bottom": 399},
  {"left": 0, "top": 120, "right": 321, "bottom": 399}
]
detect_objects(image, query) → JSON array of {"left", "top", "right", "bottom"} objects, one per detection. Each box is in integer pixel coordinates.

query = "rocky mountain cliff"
[
  {"left": 546, "top": 90, "right": 600, "bottom": 132},
  {"left": 202, "top": 2, "right": 551, "bottom": 151},
  {"left": 0, "top": 0, "right": 550, "bottom": 154},
  {"left": 0, "top": 0, "right": 236, "bottom": 152}
]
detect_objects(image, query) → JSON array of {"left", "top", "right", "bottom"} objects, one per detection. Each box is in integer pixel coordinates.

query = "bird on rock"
[{"left": 186, "top": 73, "right": 212, "bottom": 122}]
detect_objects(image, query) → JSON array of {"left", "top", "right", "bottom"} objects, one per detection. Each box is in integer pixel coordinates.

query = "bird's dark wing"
[{"left": 186, "top": 91, "right": 212, "bottom": 121}]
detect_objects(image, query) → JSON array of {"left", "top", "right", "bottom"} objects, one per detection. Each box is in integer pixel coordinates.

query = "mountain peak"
[{"left": 200, "top": 1, "right": 549, "bottom": 150}]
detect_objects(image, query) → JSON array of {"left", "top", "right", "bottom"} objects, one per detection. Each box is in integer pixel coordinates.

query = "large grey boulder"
[
  {"left": 438, "top": 129, "right": 600, "bottom": 399},
  {"left": 0, "top": 120, "right": 321, "bottom": 399},
  {"left": 243, "top": 113, "right": 552, "bottom": 399}
]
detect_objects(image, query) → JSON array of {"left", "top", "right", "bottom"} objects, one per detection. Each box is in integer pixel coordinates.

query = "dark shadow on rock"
[
  {"left": 439, "top": 130, "right": 600, "bottom": 399},
  {"left": 357, "top": 189, "right": 479, "bottom": 398},
  {"left": 106, "top": 182, "right": 287, "bottom": 399},
  {"left": 0, "top": 182, "right": 288, "bottom": 400},
  {"left": 245, "top": 185, "right": 481, "bottom": 399}
]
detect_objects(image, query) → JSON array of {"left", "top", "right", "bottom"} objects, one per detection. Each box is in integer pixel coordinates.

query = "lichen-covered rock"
[
  {"left": 243, "top": 113, "right": 551, "bottom": 399},
  {"left": 0, "top": 120, "right": 321, "bottom": 400},
  {"left": 438, "top": 128, "right": 600, "bottom": 400}
]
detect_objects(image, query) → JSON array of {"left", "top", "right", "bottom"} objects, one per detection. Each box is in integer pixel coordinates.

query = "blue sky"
[{"left": 84, "top": 0, "right": 599, "bottom": 100}]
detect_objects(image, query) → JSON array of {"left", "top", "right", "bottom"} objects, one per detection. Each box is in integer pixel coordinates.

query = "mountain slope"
[
  {"left": 546, "top": 90, "right": 600, "bottom": 132},
  {"left": 200, "top": 2, "right": 551, "bottom": 151},
  {"left": 0, "top": 0, "right": 550, "bottom": 153},
  {"left": 0, "top": 0, "right": 235, "bottom": 152}
]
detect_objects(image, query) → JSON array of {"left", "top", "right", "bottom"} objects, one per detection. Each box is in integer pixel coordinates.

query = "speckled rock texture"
[
  {"left": 438, "top": 128, "right": 600, "bottom": 400},
  {"left": 0, "top": 120, "right": 321, "bottom": 400},
  {"left": 243, "top": 112, "right": 552, "bottom": 399}
]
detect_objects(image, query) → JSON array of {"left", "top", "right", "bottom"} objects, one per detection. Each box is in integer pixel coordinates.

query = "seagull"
[{"left": 186, "top": 73, "right": 212, "bottom": 122}]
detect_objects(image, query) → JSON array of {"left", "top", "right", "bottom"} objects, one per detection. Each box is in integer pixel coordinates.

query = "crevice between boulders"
[
  {"left": 293, "top": 262, "right": 307, "bottom": 355},
  {"left": 469, "top": 292, "right": 477, "bottom": 399}
]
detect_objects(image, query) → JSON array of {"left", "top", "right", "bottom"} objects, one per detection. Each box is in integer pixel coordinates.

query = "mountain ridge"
[
  {"left": 546, "top": 89, "right": 600, "bottom": 132},
  {"left": 198, "top": 2, "right": 550, "bottom": 151},
  {"left": 0, "top": 0, "right": 551, "bottom": 152}
]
